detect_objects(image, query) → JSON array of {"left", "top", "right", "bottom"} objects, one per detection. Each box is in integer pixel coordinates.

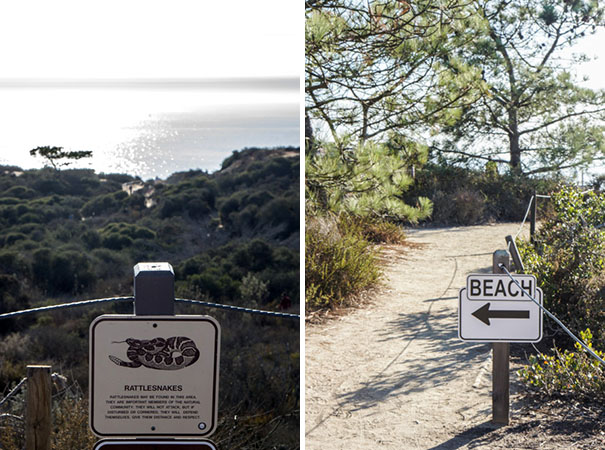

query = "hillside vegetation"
[{"left": 0, "top": 147, "right": 300, "bottom": 449}]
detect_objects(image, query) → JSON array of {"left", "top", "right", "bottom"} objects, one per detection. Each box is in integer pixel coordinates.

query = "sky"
[
  {"left": 0, "top": 1, "right": 302, "bottom": 178},
  {"left": 0, "top": 1, "right": 301, "bottom": 79},
  {"left": 566, "top": 28, "right": 605, "bottom": 91}
]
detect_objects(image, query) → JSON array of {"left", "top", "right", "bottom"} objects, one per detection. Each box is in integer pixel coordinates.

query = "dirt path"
[{"left": 305, "top": 223, "right": 532, "bottom": 449}]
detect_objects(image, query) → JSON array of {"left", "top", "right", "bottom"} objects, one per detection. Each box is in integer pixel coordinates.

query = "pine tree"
[
  {"left": 306, "top": 138, "right": 432, "bottom": 223},
  {"left": 30, "top": 146, "right": 93, "bottom": 170},
  {"left": 436, "top": 0, "right": 605, "bottom": 174}
]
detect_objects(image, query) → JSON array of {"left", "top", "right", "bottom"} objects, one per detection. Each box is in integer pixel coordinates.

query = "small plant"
[
  {"left": 352, "top": 216, "right": 407, "bottom": 244},
  {"left": 518, "top": 329, "right": 605, "bottom": 400},
  {"left": 306, "top": 214, "right": 381, "bottom": 311},
  {"left": 52, "top": 396, "right": 97, "bottom": 450}
]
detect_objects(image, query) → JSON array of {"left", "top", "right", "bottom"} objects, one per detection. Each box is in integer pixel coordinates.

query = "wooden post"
[
  {"left": 134, "top": 262, "right": 175, "bottom": 315},
  {"left": 505, "top": 235, "right": 524, "bottom": 273},
  {"left": 529, "top": 191, "right": 537, "bottom": 244},
  {"left": 492, "top": 251, "right": 510, "bottom": 425},
  {"left": 25, "top": 365, "right": 51, "bottom": 450}
]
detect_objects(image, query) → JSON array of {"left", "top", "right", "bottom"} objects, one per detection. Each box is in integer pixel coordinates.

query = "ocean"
[{"left": 0, "top": 79, "right": 299, "bottom": 180}]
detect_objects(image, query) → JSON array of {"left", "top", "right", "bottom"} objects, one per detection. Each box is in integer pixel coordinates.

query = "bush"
[
  {"left": 306, "top": 215, "right": 381, "bottom": 311},
  {"left": 240, "top": 272, "right": 269, "bottom": 306},
  {"left": 80, "top": 191, "right": 127, "bottom": 217},
  {"left": 405, "top": 163, "right": 560, "bottom": 224},
  {"left": 518, "top": 186, "right": 605, "bottom": 348},
  {"left": 349, "top": 216, "right": 407, "bottom": 244},
  {"left": 452, "top": 189, "right": 485, "bottom": 225},
  {"left": 99, "top": 222, "right": 156, "bottom": 249},
  {"left": 518, "top": 329, "right": 605, "bottom": 400}
]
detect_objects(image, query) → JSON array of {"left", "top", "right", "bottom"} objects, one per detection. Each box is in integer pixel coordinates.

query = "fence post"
[
  {"left": 25, "top": 365, "right": 51, "bottom": 450},
  {"left": 530, "top": 191, "right": 537, "bottom": 244},
  {"left": 492, "top": 251, "right": 510, "bottom": 425},
  {"left": 134, "top": 262, "right": 175, "bottom": 315},
  {"left": 505, "top": 235, "right": 524, "bottom": 273}
]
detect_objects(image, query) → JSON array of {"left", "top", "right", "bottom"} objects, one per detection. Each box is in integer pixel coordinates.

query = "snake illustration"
[{"left": 109, "top": 336, "right": 200, "bottom": 370}]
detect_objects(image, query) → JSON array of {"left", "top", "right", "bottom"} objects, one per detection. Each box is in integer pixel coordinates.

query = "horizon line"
[{"left": 0, "top": 77, "right": 299, "bottom": 91}]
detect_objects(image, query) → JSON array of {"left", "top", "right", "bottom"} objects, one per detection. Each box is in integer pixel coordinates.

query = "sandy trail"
[{"left": 305, "top": 223, "right": 530, "bottom": 449}]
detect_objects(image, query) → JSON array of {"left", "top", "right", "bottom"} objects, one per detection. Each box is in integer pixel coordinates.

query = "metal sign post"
[{"left": 90, "top": 263, "right": 221, "bottom": 441}]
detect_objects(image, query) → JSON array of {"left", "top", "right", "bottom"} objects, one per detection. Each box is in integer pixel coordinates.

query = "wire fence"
[
  {"left": 513, "top": 194, "right": 534, "bottom": 241},
  {"left": 0, "top": 377, "right": 26, "bottom": 410},
  {"left": 498, "top": 264, "right": 605, "bottom": 366},
  {"left": 505, "top": 192, "right": 605, "bottom": 366},
  {"left": 0, "top": 296, "right": 299, "bottom": 322}
]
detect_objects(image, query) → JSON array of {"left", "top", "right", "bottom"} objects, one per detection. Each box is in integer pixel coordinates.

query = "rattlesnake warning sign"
[{"left": 90, "top": 315, "right": 220, "bottom": 437}]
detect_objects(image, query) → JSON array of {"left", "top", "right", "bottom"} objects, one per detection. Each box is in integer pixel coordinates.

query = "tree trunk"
[
  {"left": 508, "top": 108, "right": 521, "bottom": 172},
  {"left": 305, "top": 113, "right": 315, "bottom": 155}
]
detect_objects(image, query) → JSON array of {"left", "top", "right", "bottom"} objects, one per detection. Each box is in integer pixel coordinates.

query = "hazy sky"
[
  {"left": 0, "top": 1, "right": 300, "bottom": 79},
  {"left": 0, "top": 1, "right": 301, "bottom": 178}
]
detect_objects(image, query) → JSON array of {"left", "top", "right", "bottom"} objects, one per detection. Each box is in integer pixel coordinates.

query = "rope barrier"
[
  {"left": 0, "top": 377, "right": 26, "bottom": 409},
  {"left": 0, "top": 296, "right": 299, "bottom": 321},
  {"left": 498, "top": 264, "right": 605, "bottom": 366},
  {"left": 514, "top": 195, "right": 534, "bottom": 241},
  {"left": 176, "top": 298, "right": 299, "bottom": 320},
  {"left": 0, "top": 297, "right": 134, "bottom": 320}
]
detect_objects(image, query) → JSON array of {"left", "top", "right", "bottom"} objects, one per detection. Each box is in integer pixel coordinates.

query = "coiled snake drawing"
[{"left": 109, "top": 336, "right": 200, "bottom": 370}]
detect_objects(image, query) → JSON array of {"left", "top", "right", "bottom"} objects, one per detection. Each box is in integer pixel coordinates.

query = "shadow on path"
[
  {"left": 335, "top": 301, "right": 491, "bottom": 412},
  {"left": 426, "top": 421, "right": 504, "bottom": 449}
]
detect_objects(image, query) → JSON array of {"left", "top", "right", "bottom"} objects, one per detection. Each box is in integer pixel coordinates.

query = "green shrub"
[
  {"left": 306, "top": 215, "right": 381, "bottom": 311},
  {"left": 0, "top": 250, "right": 26, "bottom": 274},
  {"left": 31, "top": 248, "right": 94, "bottom": 294},
  {"left": 240, "top": 272, "right": 269, "bottom": 306},
  {"left": 404, "top": 163, "right": 560, "bottom": 224},
  {"left": 189, "top": 270, "right": 239, "bottom": 300},
  {"left": 451, "top": 189, "right": 486, "bottom": 225},
  {"left": 80, "top": 190, "right": 127, "bottom": 217},
  {"left": 99, "top": 222, "right": 156, "bottom": 249},
  {"left": 518, "top": 186, "right": 605, "bottom": 347},
  {"left": 518, "top": 329, "right": 605, "bottom": 400},
  {"left": 82, "top": 229, "right": 101, "bottom": 249},
  {"left": 2, "top": 185, "right": 36, "bottom": 199},
  {"left": 101, "top": 233, "right": 134, "bottom": 250},
  {"left": 0, "top": 197, "right": 22, "bottom": 205},
  {"left": 4, "top": 232, "right": 27, "bottom": 246}
]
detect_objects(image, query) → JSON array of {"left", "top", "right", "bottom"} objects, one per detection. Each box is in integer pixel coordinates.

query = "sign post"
[
  {"left": 90, "top": 263, "right": 220, "bottom": 443},
  {"left": 492, "top": 251, "right": 510, "bottom": 425},
  {"left": 458, "top": 251, "right": 543, "bottom": 425}
]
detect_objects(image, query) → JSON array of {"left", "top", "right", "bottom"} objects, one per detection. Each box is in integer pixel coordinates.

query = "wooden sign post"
[
  {"left": 25, "top": 365, "right": 51, "bottom": 450},
  {"left": 492, "top": 250, "right": 510, "bottom": 425}
]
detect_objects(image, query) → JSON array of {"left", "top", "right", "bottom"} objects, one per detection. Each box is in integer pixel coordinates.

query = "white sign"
[
  {"left": 93, "top": 439, "right": 217, "bottom": 449},
  {"left": 90, "top": 315, "right": 220, "bottom": 438},
  {"left": 459, "top": 274, "right": 543, "bottom": 342},
  {"left": 466, "top": 274, "right": 536, "bottom": 301}
]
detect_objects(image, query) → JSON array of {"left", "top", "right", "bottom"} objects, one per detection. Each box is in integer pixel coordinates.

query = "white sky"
[
  {"left": 566, "top": 28, "right": 605, "bottom": 91},
  {"left": 0, "top": 0, "right": 301, "bottom": 79}
]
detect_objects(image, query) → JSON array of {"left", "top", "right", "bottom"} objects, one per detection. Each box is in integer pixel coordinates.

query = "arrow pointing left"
[{"left": 472, "top": 302, "right": 530, "bottom": 326}]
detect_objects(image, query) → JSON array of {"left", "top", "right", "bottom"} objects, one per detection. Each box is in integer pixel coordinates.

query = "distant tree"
[
  {"left": 436, "top": 0, "right": 605, "bottom": 174},
  {"left": 30, "top": 146, "right": 93, "bottom": 170}
]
